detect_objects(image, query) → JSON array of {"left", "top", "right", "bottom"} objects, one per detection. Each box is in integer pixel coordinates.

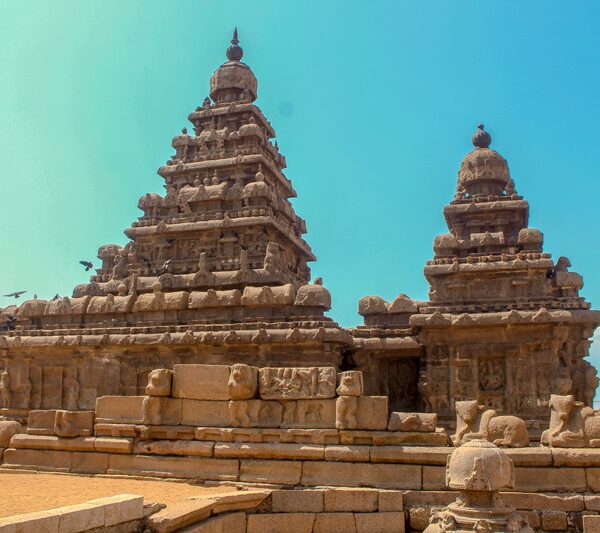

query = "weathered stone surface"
[
  {"left": 515, "top": 466, "right": 587, "bottom": 492},
  {"left": 54, "top": 410, "right": 94, "bottom": 437},
  {"left": 173, "top": 364, "right": 231, "bottom": 401},
  {"left": 135, "top": 440, "right": 213, "bottom": 457},
  {"left": 228, "top": 364, "right": 258, "bottom": 400},
  {"left": 336, "top": 396, "right": 388, "bottom": 431},
  {"left": 541, "top": 510, "right": 568, "bottom": 531},
  {"left": 239, "top": 459, "right": 302, "bottom": 485},
  {"left": 71, "top": 452, "right": 109, "bottom": 474},
  {"left": 301, "top": 461, "right": 421, "bottom": 490},
  {"left": 0, "top": 509, "right": 61, "bottom": 533},
  {"left": 583, "top": 515, "right": 600, "bottom": 533},
  {"left": 324, "top": 488, "right": 378, "bottom": 512},
  {"left": 86, "top": 494, "right": 144, "bottom": 527},
  {"left": 258, "top": 367, "right": 337, "bottom": 399},
  {"left": 11, "top": 434, "right": 95, "bottom": 452},
  {"left": 355, "top": 512, "right": 404, "bottom": 533},
  {"left": 387, "top": 412, "right": 436, "bottom": 432},
  {"left": 501, "top": 492, "right": 584, "bottom": 512},
  {"left": 552, "top": 448, "right": 600, "bottom": 467},
  {"left": 181, "top": 400, "right": 230, "bottom": 426},
  {"left": 27, "top": 410, "right": 57, "bottom": 435},
  {"left": 2, "top": 448, "right": 72, "bottom": 472},
  {"left": 370, "top": 446, "right": 450, "bottom": 465},
  {"left": 409, "top": 507, "right": 431, "bottom": 530},
  {"left": 313, "top": 512, "right": 356, "bottom": 533},
  {"left": 95, "top": 396, "right": 144, "bottom": 423},
  {"left": 271, "top": 490, "right": 324, "bottom": 513},
  {"left": 186, "top": 512, "right": 246, "bottom": 533},
  {"left": 246, "top": 513, "right": 316, "bottom": 533},
  {"left": 422, "top": 465, "right": 446, "bottom": 490},
  {"left": 378, "top": 490, "right": 404, "bottom": 512},
  {"left": 141, "top": 397, "right": 182, "bottom": 425},
  {"left": 324, "top": 445, "right": 370, "bottom": 462},
  {"left": 0, "top": 420, "right": 23, "bottom": 447},
  {"left": 94, "top": 437, "right": 133, "bottom": 454},
  {"left": 214, "top": 442, "right": 324, "bottom": 460},
  {"left": 108, "top": 454, "right": 238, "bottom": 480}
]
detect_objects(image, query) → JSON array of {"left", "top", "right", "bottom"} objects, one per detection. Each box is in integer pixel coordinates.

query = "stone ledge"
[{"left": 0, "top": 494, "right": 144, "bottom": 533}]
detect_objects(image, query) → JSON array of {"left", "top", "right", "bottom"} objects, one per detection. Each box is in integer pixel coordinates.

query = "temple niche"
[{"left": 353, "top": 125, "right": 600, "bottom": 426}]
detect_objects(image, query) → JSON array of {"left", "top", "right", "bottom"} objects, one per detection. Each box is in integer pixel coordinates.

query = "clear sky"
[{"left": 0, "top": 1, "right": 598, "bottom": 364}]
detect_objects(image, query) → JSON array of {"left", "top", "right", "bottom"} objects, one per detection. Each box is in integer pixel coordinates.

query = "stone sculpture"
[
  {"left": 541, "top": 394, "right": 600, "bottom": 448},
  {"left": 145, "top": 369, "right": 172, "bottom": 397},
  {"left": 336, "top": 371, "right": 363, "bottom": 397},
  {"left": 452, "top": 400, "right": 529, "bottom": 447},
  {"left": 227, "top": 364, "right": 258, "bottom": 400},
  {"left": 425, "top": 440, "right": 533, "bottom": 533},
  {"left": 0, "top": 420, "right": 22, "bottom": 447}
]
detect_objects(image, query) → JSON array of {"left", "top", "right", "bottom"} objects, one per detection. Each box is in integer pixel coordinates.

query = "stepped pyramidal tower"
[
  {"left": 0, "top": 31, "right": 349, "bottom": 419},
  {"left": 353, "top": 125, "right": 600, "bottom": 425}
]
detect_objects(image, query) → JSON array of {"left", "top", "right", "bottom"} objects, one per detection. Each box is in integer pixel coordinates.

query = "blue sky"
[{"left": 0, "top": 1, "right": 598, "bottom": 363}]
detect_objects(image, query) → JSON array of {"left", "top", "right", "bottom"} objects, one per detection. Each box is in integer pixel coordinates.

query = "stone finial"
[
  {"left": 226, "top": 27, "right": 243, "bottom": 62},
  {"left": 472, "top": 123, "right": 491, "bottom": 148},
  {"left": 424, "top": 440, "right": 532, "bottom": 533}
]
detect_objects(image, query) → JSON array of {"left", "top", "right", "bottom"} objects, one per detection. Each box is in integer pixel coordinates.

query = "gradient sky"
[{"left": 0, "top": 1, "right": 599, "bottom": 364}]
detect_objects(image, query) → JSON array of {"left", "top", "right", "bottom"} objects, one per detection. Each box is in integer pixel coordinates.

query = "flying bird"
[
  {"left": 3, "top": 291, "right": 26, "bottom": 299},
  {"left": 79, "top": 260, "right": 94, "bottom": 271}
]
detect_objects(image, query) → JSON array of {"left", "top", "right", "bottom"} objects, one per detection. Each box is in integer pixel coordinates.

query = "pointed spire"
[
  {"left": 472, "top": 124, "right": 492, "bottom": 148},
  {"left": 226, "top": 27, "right": 244, "bottom": 62}
]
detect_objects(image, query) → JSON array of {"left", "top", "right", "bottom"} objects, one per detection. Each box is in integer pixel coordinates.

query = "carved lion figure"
[
  {"left": 227, "top": 364, "right": 258, "bottom": 400},
  {"left": 452, "top": 400, "right": 529, "bottom": 448},
  {"left": 145, "top": 369, "right": 172, "bottom": 397}
]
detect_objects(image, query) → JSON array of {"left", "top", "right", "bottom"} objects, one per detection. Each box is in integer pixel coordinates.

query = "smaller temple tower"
[{"left": 411, "top": 125, "right": 600, "bottom": 423}]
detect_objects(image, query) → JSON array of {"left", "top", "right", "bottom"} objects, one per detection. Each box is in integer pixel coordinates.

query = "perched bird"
[
  {"left": 79, "top": 260, "right": 94, "bottom": 271},
  {"left": 158, "top": 259, "right": 173, "bottom": 275},
  {"left": 52, "top": 294, "right": 62, "bottom": 301},
  {"left": 3, "top": 291, "right": 26, "bottom": 299}
]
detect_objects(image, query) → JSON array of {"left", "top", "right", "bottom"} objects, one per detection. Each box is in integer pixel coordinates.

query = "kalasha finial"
[
  {"left": 472, "top": 123, "right": 492, "bottom": 148},
  {"left": 226, "top": 27, "right": 243, "bottom": 62}
]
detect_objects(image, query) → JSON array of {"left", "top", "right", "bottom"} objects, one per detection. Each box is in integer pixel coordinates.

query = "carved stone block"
[
  {"left": 281, "top": 399, "right": 336, "bottom": 429},
  {"left": 229, "top": 399, "right": 283, "bottom": 428},
  {"left": 54, "top": 410, "right": 95, "bottom": 437},
  {"left": 258, "top": 367, "right": 336, "bottom": 400},
  {"left": 541, "top": 394, "right": 600, "bottom": 448},
  {"left": 145, "top": 369, "right": 172, "bottom": 397},
  {"left": 336, "top": 396, "right": 388, "bottom": 430},
  {"left": 228, "top": 364, "right": 258, "bottom": 400},
  {"left": 173, "top": 364, "right": 231, "bottom": 400},
  {"left": 388, "top": 412, "right": 437, "bottom": 433},
  {"left": 141, "top": 397, "right": 182, "bottom": 426},
  {"left": 336, "top": 371, "right": 363, "bottom": 397}
]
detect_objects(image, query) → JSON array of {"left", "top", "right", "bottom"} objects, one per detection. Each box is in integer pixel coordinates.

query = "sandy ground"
[{"left": 0, "top": 471, "right": 241, "bottom": 518}]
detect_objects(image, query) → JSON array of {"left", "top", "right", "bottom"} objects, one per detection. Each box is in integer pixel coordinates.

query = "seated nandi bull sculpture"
[
  {"left": 451, "top": 400, "right": 529, "bottom": 447},
  {"left": 541, "top": 394, "right": 600, "bottom": 448}
]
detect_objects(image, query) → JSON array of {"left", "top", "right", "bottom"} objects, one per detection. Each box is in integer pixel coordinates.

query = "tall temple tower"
[
  {"left": 354, "top": 125, "right": 600, "bottom": 423},
  {"left": 0, "top": 31, "right": 350, "bottom": 419}
]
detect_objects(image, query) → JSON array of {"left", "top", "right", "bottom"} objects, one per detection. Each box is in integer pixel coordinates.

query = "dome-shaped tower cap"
[
  {"left": 210, "top": 28, "right": 258, "bottom": 104},
  {"left": 472, "top": 124, "right": 492, "bottom": 148}
]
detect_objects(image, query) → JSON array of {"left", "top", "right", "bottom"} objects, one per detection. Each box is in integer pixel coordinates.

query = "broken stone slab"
[
  {"left": 54, "top": 410, "right": 94, "bottom": 437},
  {"left": 258, "top": 367, "right": 337, "bottom": 400},
  {"left": 172, "top": 364, "right": 231, "bottom": 400},
  {"left": 387, "top": 412, "right": 437, "bottom": 432},
  {"left": 229, "top": 399, "right": 284, "bottom": 428}
]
